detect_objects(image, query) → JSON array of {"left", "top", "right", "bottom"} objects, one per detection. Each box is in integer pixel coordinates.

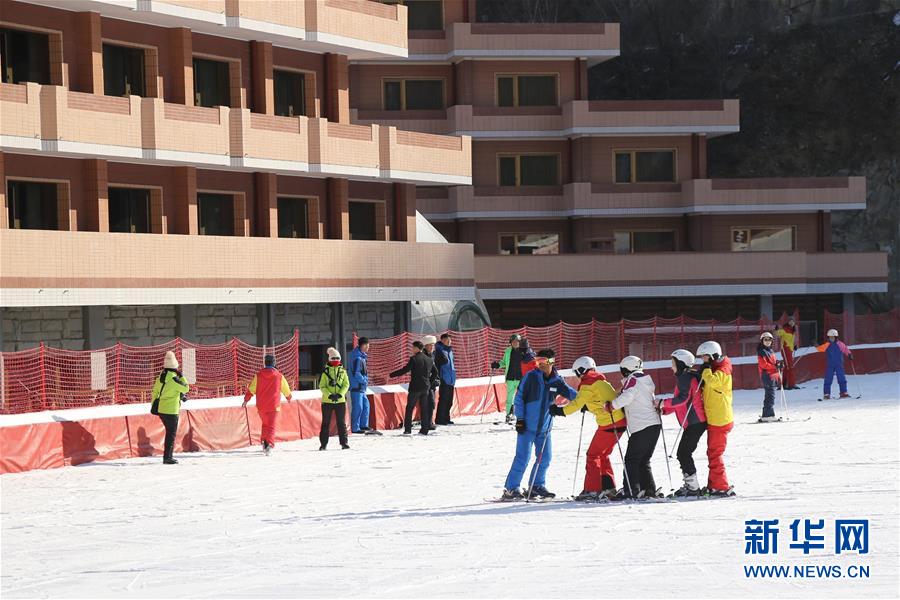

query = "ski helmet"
[
  {"left": 572, "top": 356, "right": 597, "bottom": 378},
  {"left": 619, "top": 355, "right": 643, "bottom": 376},
  {"left": 827, "top": 328, "right": 839, "bottom": 338},
  {"left": 509, "top": 333, "right": 521, "bottom": 343},
  {"left": 670, "top": 349, "right": 696, "bottom": 370},
  {"left": 760, "top": 332, "right": 774, "bottom": 341},
  {"left": 696, "top": 341, "right": 722, "bottom": 359}
]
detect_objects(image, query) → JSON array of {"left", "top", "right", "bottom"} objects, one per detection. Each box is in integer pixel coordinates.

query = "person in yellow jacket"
[
  {"left": 696, "top": 341, "right": 735, "bottom": 496},
  {"left": 318, "top": 347, "right": 350, "bottom": 451},
  {"left": 776, "top": 317, "right": 799, "bottom": 389},
  {"left": 548, "top": 356, "right": 625, "bottom": 500},
  {"left": 151, "top": 350, "right": 190, "bottom": 465}
]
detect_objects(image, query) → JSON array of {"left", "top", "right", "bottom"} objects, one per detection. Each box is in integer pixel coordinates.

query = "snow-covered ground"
[{"left": 2, "top": 372, "right": 899, "bottom": 599}]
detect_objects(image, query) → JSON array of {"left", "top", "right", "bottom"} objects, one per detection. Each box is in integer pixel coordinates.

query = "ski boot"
[
  {"left": 757, "top": 415, "right": 779, "bottom": 423},
  {"left": 706, "top": 486, "right": 736, "bottom": 498},
  {"left": 528, "top": 485, "right": 556, "bottom": 499},
  {"left": 500, "top": 488, "right": 524, "bottom": 502},
  {"left": 642, "top": 487, "right": 665, "bottom": 499},
  {"left": 341, "top": 443, "right": 350, "bottom": 450},
  {"left": 839, "top": 392, "right": 851, "bottom": 399},
  {"left": 671, "top": 474, "right": 702, "bottom": 497},
  {"left": 505, "top": 414, "right": 516, "bottom": 425},
  {"left": 319, "top": 445, "right": 326, "bottom": 451},
  {"left": 574, "top": 490, "right": 601, "bottom": 502},
  {"left": 822, "top": 393, "right": 831, "bottom": 400},
  {"left": 163, "top": 457, "right": 178, "bottom": 465}
]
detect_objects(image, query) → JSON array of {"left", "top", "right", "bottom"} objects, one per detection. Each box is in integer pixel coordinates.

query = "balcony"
[
  {"left": 404, "top": 22, "right": 619, "bottom": 63},
  {"left": 0, "top": 82, "right": 471, "bottom": 185},
  {"left": 0, "top": 229, "right": 476, "bottom": 307},
  {"left": 474, "top": 252, "right": 888, "bottom": 300},
  {"left": 353, "top": 99, "right": 740, "bottom": 138},
  {"left": 416, "top": 177, "right": 865, "bottom": 220},
  {"left": 24, "top": 0, "right": 408, "bottom": 58}
]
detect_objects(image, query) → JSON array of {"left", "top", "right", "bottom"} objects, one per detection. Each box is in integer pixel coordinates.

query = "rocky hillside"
[{"left": 479, "top": 0, "right": 899, "bottom": 310}]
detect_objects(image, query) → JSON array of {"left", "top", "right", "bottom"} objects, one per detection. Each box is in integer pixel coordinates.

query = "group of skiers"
[{"left": 499, "top": 339, "right": 735, "bottom": 502}]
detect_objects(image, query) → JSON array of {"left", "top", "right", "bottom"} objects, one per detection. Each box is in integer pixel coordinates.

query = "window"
[
  {"left": 588, "top": 239, "right": 614, "bottom": 253},
  {"left": 349, "top": 201, "right": 377, "bottom": 241},
  {"left": 274, "top": 70, "right": 306, "bottom": 117},
  {"left": 198, "top": 193, "right": 234, "bottom": 236},
  {"left": 498, "top": 154, "right": 559, "bottom": 186},
  {"left": 108, "top": 187, "right": 150, "bottom": 233},
  {"left": 386, "top": 0, "right": 443, "bottom": 30},
  {"left": 193, "top": 57, "right": 230, "bottom": 108},
  {"left": 731, "top": 227, "right": 795, "bottom": 252},
  {"left": 277, "top": 197, "right": 309, "bottom": 238},
  {"left": 7, "top": 181, "right": 58, "bottom": 230},
  {"left": 497, "top": 75, "right": 557, "bottom": 107},
  {"left": 103, "top": 43, "right": 146, "bottom": 97},
  {"left": 0, "top": 27, "right": 50, "bottom": 84},
  {"left": 383, "top": 79, "right": 444, "bottom": 110},
  {"left": 614, "top": 231, "right": 676, "bottom": 254},
  {"left": 499, "top": 233, "right": 559, "bottom": 255},
  {"left": 614, "top": 150, "right": 676, "bottom": 183}
]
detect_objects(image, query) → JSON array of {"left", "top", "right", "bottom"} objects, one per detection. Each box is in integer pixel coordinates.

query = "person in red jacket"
[
  {"left": 242, "top": 354, "right": 292, "bottom": 455},
  {"left": 757, "top": 332, "right": 783, "bottom": 422}
]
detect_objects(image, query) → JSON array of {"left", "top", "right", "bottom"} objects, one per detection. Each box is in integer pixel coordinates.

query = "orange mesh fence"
[
  {"left": 0, "top": 331, "right": 298, "bottom": 415},
  {"left": 824, "top": 308, "right": 900, "bottom": 345}
]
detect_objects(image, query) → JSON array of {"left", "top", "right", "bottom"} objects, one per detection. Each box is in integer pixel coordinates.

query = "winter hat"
[
  {"left": 326, "top": 347, "right": 341, "bottom": 366},
  {"left": 264, "top": 354, "right": 276, "bottom": 367},
  {"left": 509, "top": 334, "right": 522, "bottom": 343},
  {"left": 164, "top": 351, "right": 179, "bottom": 370},
  {"left": 422, "top": 335, "right": 437, "bottom": 345}
]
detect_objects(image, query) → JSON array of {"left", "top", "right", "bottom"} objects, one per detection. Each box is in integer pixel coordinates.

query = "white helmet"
[
  {"left": 760, "top": 332, "right": 774, "bottom": 341},
  {"left": 670, "top": 349, "right": 696, "bottom": 368},
  {"left": 572, "top": 356, "right": 597, "bottom": 378},
  {"left": 696, "top": 341, "right": 722, "bottom": 359},
  {"left": 827, "top": 328, "right": 839, "bottom": 338},
  {"left": 619, "top": 355, "right": 643, "bottom": 374}
]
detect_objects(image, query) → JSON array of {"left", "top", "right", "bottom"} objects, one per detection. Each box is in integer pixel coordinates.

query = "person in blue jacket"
[
  {"left": 501, "top": 349, "right": 577, "bottom": 500},
  {"left": 433, "top": 333, "right": 456, "bottom": 425},
  {"left": 349, "top": 337, "right": 370, "bottom": 433},
  {"left": 816, "top": 328, "right": 854, "bottom": 399}
]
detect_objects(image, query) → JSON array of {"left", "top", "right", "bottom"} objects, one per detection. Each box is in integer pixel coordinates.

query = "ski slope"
[{"left": 2, "top": 372, "right": 899, "bottom": 598}]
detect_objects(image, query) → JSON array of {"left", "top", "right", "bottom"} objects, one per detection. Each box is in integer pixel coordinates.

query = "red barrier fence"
[
  {"left": 362, "top": 309, "right": 899, "bottom": 386},
  {"left": 0, "top": 332, "right": 299, "bottom": 415}
]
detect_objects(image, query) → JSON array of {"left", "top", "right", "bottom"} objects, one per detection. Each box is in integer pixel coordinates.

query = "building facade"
[
  {"left": 351, "top": 0, "right": 887, "bottom": 328},
  {"left": 0, "top": 0, "right": 477, "bottom": 372}
]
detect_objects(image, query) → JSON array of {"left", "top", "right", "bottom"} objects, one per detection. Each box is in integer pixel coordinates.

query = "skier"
[
  {"left": 549, "top": 356, "right": 624, "bottom": 500},
  {"left": 242, "top": 354, "right": 292, "bottom": 455},
  {"left": 816, "top": 328, "right": 853, "bottom": 399},
  {"left": 756, "top": 332, "right": 783, "bottom": 422},
  {"left": 501, "top": 349, "right": 577, "bottom": 500},
  {"left": 696, "top": 341, "right": 735, "bottom": 496},
  {"left": 421, "top": 335, "right": 440, "bottom": 429},
  {"left": 318, "top": 347, "right": 350, "bottom": 451},
  {"left": 349, "top": 337, "right": 370, "bottom": 434},
  {"left": 490, "top": 334, "right": 524, "bottom": 425},
  {"left": 390, "top": 340, "right": 437, "bottom": 435},
  {"left": 433, "top": 333, "right": 456, "bottom": 425},
  {"left": 609, "top": 355, "right": 661, "bottom": 499},
  {"left": 657, "top": 349, "right": 706, "bottom": 496},
  {"left": 151, "top": 350, "right": 190, "bottom": 465},
  {"left": 776, "top": 317, "right": 800, "bottom": 389}
]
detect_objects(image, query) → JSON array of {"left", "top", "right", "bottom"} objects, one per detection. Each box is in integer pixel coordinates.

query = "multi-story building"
[
  {"left": 0, "top": 0, "right": 479, "bottom": 371},
  {"left": 352, "top": 0, "right": 888, "bottom": 328}
]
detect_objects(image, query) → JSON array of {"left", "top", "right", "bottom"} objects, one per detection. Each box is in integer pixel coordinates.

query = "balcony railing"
[
  {"left": 474, "top": 252, "right": 888, "bottom": 300},
  {"left": 0, "top": 82, "right": 471, "bottom": 185},
  {"left": 0, "top": 229, "right": 476, "bottom": 307}
]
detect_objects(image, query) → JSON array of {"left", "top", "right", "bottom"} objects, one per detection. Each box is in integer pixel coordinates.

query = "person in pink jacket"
[{"left": 657, "top": 349, "right": 707, "bottom": 497}]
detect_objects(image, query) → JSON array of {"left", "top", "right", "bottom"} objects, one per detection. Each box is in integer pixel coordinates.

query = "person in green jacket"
[
  {"left": 491, "top": 334, "right": 524, "bottom": 424},
  {"left": 319, "top": 347, "right": 350, "bottom": 450},
  {"left": 151, "top": 351, "right": 190, "bottom": 464}
]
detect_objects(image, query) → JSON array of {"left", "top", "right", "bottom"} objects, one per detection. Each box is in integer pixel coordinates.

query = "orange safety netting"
[
  {"left": 0, "top": 331, "right": 298, "bottom": 415},
  {"left": 824, "top": 308, "right": 900, "bottom": 345}
]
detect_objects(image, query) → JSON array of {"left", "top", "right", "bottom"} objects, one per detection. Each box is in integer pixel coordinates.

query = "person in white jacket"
[{"left": 609, "top": 355, "right": 661, "bottom": 499}]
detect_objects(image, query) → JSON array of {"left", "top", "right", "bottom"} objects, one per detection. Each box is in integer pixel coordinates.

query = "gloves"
[
  {"left": 603, "top": 402, "right": 614, "bottom": 414},
  {"left": 180, "top": 393, "right": 187, "bottom": 403},
  {"left": 549, "top": 404, "right": 565, "bottom": 417},
  {"left": 490, "top": 361, "right": 500, "bottom": 370},
  {"left": 581, "top": 404, "right": 588, "bottom": 413},
  {"left": 848, "top": 354, "right": 854, "bottom": 361},
  {"left": 515, "top": 419, "right": 526, "bottom": 434},
  {"left": 698, "top": 362, "right": 711, "bottom": 372},
  {"left": 776, "top": 360, "right": 785, "bottom": 370},
  {"left": 328, "top": 393, "right": 341, "bottom": 401}
]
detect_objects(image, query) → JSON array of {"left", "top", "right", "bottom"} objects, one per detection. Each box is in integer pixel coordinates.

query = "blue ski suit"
[
  {"left": 349, "top": 346, "right": 369, "bottom": 431},
  {"left": 816, "top": 339, "right": 852, "bottom": 396}
]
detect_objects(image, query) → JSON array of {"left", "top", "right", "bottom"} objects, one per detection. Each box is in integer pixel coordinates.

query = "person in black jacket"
[
  {"left": 421, "top": 335, "right": 440, "bottom": 429},
  {"left": 390, "top": 340, "right": 437, "bottom": 435}
]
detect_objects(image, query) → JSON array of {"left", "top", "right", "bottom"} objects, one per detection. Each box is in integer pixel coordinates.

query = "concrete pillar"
[
  {"left": 394, "top": 301, "right": 411, "bottom": 335},
  {"left": 254, "top": 171, "right": 278, "bottom": 237},
  {"left": 0, "top": 152, "right": 7, "bottom": 229},
  {"left": 82, "top": 306, "right": 106, "bottom": 350},
  {"left": 691, "top": 134, "right": 707, "bottom": 179},
  {"left": 454, "top": 61, "right": 473, "bottom": 105},
  {"left": 760, "top": 295, "right": 773, "bottom": 321},
  {"left": 256, "top": 304, "right": 275, "bottom": 347},
  {"left": 176, "top": 304, "right": 196, "bottom": 341},
  {"left": 83, "top": 158, "right": 109, "bottom": 232},
  {"left": 326, "top": 177, "right": 349, "bottom": 240},
  {"left": 574, "top": 58, "right": 587, "bottom": 101},
  {"left": 324, "top": 53, "right": 349, "bottom": 123},
  {"left": 842, "top": 293, "right": 855, "bottom": 344},
  {"left": 392, "top": 182, "right": 416, "bottom": 242},
  {"left": 331, "top": 302, "right": 347, "bottom": 354},
  {"left": 173, "top": 166, "right": 198, "bottom": 235},
  {"left": 168, "top": 27, "right": 193, "bottom": 105},
  {"left": 250, "top": 40, "right": 274, "bottom": 115},
  {"left": 74, "top": 12, "right": 103, "bottom": 94}
]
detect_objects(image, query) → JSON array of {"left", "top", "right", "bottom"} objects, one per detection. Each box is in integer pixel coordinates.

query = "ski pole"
[
  {"left": 778, "top": 368, "right": 790, "bottom": 421},
  {"left": 478, "top": 372, "right": 496, "bottom": 423},
  {"left": 850, "top": 360, "right": 863, "bottom": 399},
  {"left": 657, "top": 407, "right": 673, "bottom": 489},
  {"left": 526, "top": 416, "right": 555, "bottom": 502},
  {"left": 606, "top": 403, "right": 633, "bottom": 497},
  {"left": 572, "top": 408, "right": 586, "bottom": 498}
]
